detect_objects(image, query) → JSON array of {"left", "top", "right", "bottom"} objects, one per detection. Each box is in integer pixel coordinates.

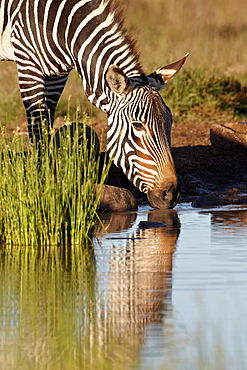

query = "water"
[{"left": 1, "top": 204, "right": 247, "bottom": 369}]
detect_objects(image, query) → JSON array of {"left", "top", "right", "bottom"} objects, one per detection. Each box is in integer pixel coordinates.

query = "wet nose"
[{"left": 147, "top": 182, "right": 180, "bottom": 209}]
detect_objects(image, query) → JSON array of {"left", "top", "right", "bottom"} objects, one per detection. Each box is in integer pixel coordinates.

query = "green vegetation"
[
  {"left": 0, "top": 120, "right": 109, "bottom": 247},
  {"left": 164, "top": 68, "right": 247, "bottom": 122}
]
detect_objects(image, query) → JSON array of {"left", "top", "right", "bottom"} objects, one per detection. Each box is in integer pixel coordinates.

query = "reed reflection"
[
  {"left": 0, "top": 244, "right": 96, "bottom": 369},
  {"left": 95, "top": 211, "right": 137, "bottom": 235}
]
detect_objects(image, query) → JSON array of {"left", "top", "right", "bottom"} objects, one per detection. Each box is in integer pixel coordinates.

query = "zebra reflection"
[{"left": 98, "top": 210, "right": 180, "bottom": 340}]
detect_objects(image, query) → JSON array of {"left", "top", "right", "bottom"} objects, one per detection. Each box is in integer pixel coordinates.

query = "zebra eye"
[{"left": 131, "top": 120, "right": 145, "bottom": 130}]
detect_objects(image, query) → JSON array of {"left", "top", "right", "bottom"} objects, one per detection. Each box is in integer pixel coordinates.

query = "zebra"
[{"left": 0, "top": 0, "right": 188, "bottom": 209}]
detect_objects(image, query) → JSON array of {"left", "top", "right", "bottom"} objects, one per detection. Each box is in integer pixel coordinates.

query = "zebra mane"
[{"left": 105, "top": 0, "right": 144, "bottom": 74}]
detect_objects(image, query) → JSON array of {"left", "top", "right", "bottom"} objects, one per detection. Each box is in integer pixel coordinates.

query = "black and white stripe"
[
  {"left": 0, "top": 0, "right": 188, "bottom": 208},
  {"left": 107, "top": 86, "right": 173, "bottom": 193}
]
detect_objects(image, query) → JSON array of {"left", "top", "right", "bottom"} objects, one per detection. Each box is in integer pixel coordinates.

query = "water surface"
[{"left": 1, "top": 204, "right": 247, "bottom": 369}]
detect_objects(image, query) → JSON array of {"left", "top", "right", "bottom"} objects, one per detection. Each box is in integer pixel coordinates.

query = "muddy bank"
[{"left": 172, "top": 145, "right": 247, "bottom": 205}]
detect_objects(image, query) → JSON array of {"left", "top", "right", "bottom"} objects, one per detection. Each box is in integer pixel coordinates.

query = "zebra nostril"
[
  {"left": 161, "top": 189, "right": 168, "bottom": 200},
  {"left": 161, "top": 185, "right": 174, "bottom": 200},
  {"left": 159, "top": 182, "right": 173, "bottom": 199},
  {"left": 147, "top": 183, "right": 180, "bottom": 209}
]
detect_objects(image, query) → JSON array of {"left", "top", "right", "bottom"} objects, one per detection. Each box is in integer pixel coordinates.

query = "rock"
[
  {"left": 210, "top": 122, "right": 247, "bottom": 151},
  {"left": 139, "top": 221, "right": 166, "bottom": 229},
  {"left": 192, "top": 188, "right": 247, "bottom": 208},
  {"left": 106, "top": 161, "right": 148, "bottom": 205},
  {"left": 95, "top": 184, "right": 138, "bottom": 213},
  {"left": 192, "top": 193, "right": 230, "bottom": 208}
]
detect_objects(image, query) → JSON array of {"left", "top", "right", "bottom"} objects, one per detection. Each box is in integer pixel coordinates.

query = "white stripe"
[
  {"left": 41, "top": 0, "right": 68, "bottom": 72},
  {"left": 70, "top": 1, "right": 108, "bottom": 55},
  {"left": 22, "top": 92, "right": 44, "bottom": 102},
  {"left": 93, "top": 41, "right": 127, "bottom": 93},
  {"left": 65, "top": 0, "right": 93, "bottom": 52},
  {"left": 12, "top": 32, "right": 36, "bottom": 54},
  {"left": 107, "top": 122, "right": 124, "bottom": 149},
  {"left": 20, "top": 84, "right": 44, "bottom": 92},
  {"left": 52, "top": 0, "right": 71, "bottom": 65},
  {"left": 85, "top": 21, "right": 118, "bottom": 78},
  {"left": 129, "top": 158, "right": 157, "bottom": 174},
  {"left": 25, "top": 0, "right": 49, "bottom": 75},
  {"left": 10, "top": 0, "right": 24, "bottom": 24},
  {"left": 17, "top": 65, "right": 44, "bottom": 74},
  {"left": 34, "top": 0, "right": 52, "bottom": 72}
]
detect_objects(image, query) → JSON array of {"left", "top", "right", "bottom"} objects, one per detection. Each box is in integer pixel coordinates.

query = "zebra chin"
[{"left": 147, "top": 183, "right": 180, "bottom": 209}]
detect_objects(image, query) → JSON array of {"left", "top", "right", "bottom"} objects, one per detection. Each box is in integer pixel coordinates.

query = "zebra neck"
[
  {"left": 75, "top": 51, "right": 142, "bottom": 114},
  {"left": 69, "top": 2, "right": 143, "bottom": 113}
]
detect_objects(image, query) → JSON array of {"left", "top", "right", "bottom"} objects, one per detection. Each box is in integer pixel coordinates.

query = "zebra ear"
[
  {"left": 106, "top": 65, "right": 132, "bottom": 95},
  {"left": 147, "top": 53, "right": 189, "bottom": 91}
]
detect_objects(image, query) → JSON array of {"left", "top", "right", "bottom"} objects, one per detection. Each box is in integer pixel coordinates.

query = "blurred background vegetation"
[{"left": 0, "top": 0, "right": 247, "bottom": 134}]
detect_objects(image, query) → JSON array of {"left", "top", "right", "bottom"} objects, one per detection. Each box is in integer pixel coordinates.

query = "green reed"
[{"left": 0, "top": 121, "right": 109, "bottom": 247}]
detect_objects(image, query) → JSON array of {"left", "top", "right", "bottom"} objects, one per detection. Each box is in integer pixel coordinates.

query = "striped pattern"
[
  {"left": 3, "top": 0, "right": 143, "bottom": 139},
  {"left": 0, "top": 0, "right": 180, "bottom": 208},
  {"left": 107, "top": 86, "right": 173, "bottom": 193}
]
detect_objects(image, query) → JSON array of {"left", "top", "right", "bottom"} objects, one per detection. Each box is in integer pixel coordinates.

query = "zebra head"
[{"left": 105, "top": 54, "right": 189, "bottom": 209}]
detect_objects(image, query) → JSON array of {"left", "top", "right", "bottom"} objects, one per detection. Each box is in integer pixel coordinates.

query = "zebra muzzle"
[{"left": 147, "top": 182, "right": 180, "bottom": 209}]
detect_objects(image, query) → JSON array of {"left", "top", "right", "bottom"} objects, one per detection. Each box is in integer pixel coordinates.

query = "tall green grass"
[{"left": 0, "top": 120, "right": 109, "bottom": 247}]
